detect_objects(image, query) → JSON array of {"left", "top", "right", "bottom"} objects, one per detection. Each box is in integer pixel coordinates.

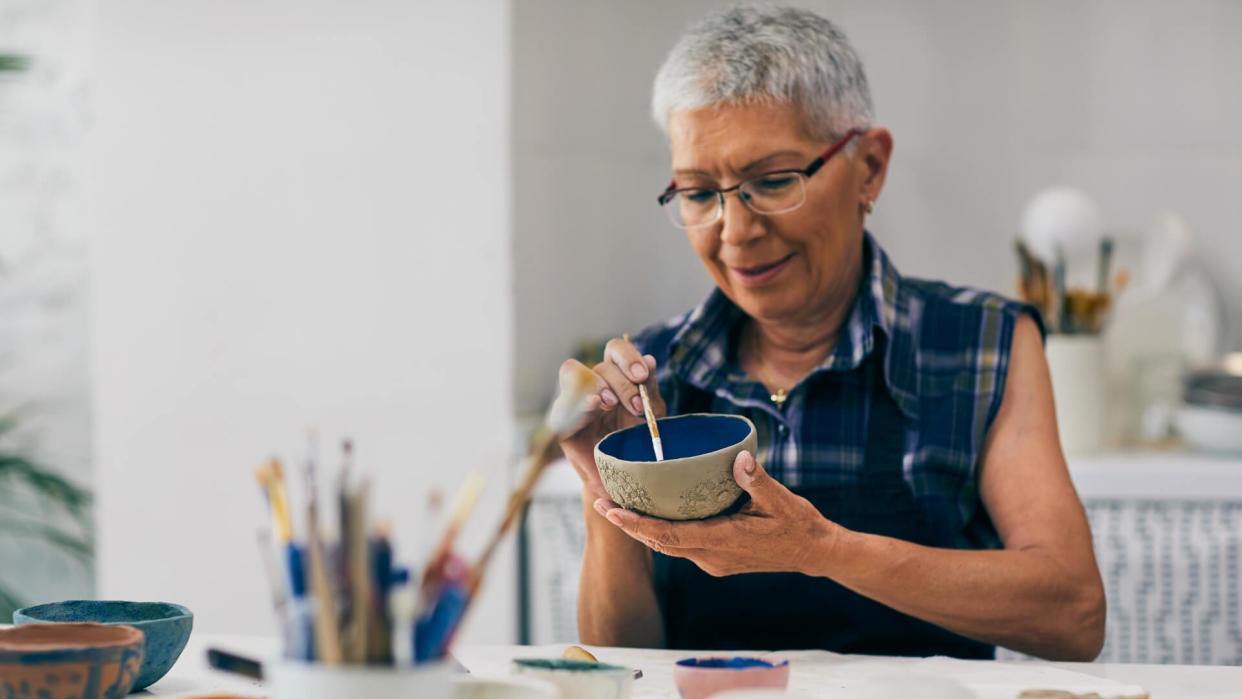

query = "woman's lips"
[{"left": 732, "top": 253, "right": 795, "bottom": 286}]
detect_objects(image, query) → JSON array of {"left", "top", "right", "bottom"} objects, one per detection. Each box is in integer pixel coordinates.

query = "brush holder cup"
[{"left": 594, "top": 413, "right": 757, "bottom": 520}]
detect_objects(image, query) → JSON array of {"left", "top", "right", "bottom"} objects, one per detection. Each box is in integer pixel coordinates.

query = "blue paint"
[
  {"left": 598, "top": 414, "right": 752, "bottom": 462},
  {"left": 675, "top": 656, "right": 788, "bottom": 669},
  {"left": 14, "top": 600, "right": 193, "bottom": 692}
]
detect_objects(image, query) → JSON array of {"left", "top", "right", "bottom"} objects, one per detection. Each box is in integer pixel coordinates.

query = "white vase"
[{"left": 1045, "top": 335, "right": 1108, "bottom": 455}]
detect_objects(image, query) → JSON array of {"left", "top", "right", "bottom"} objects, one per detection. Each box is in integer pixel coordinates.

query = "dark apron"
[{"left": 653, "top": 356, "right": 994, "bottom": 658}]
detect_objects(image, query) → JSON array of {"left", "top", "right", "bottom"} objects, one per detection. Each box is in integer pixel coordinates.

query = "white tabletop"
[{"left": 145, "top": 633, "right": 1242, "bottom": 698}]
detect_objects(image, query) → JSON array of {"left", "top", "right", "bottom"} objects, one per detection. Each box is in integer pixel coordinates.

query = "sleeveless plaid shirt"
[{"left": 632, "top": 233, "right": 1039, "bottom": 550}]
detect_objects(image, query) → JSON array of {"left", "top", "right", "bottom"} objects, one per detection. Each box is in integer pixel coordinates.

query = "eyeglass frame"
[{"left": 656, "top": 127, "right": 864, "bottom": 228}]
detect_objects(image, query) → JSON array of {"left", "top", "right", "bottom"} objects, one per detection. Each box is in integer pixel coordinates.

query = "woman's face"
[{"left": 667, "top": 101, "right": 889, "bottom": 326}]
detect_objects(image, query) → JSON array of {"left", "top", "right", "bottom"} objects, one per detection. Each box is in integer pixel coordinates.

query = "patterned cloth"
[{"left": 632, "top": 232, "right": 1039, "bottom": 549}]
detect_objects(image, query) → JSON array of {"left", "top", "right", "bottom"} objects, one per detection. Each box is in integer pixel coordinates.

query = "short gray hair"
[{"left": 651, "top": 4, "right": 874, "bottom": 142}]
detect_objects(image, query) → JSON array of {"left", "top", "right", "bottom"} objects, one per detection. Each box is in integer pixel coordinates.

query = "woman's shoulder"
[{"left": 896, "top": 277, "right": 1045, "bottom": 344}]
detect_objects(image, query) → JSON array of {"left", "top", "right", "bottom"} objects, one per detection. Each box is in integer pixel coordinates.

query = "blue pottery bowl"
[
  {"left": 594, "top": 413, "right": 757, "bottom": 520},
  {"left": 14, "top": 601, "right": 193, "bottom": 692}
]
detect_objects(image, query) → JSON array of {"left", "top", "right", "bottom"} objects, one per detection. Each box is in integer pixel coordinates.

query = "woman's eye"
[
  {"left": 683, "top": 190, "right": 717, "bottom": 204},
  {"left": 753, "top": 175, "right": 797, "bottom": 192}
]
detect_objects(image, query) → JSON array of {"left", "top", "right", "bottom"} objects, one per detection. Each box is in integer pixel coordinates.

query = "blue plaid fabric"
[{"left": 632, "top": 232, "right": 1039, "bottom": 550}]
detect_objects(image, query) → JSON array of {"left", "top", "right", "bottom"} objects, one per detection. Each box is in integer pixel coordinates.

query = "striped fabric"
[{"left": 633, "top": 232, "right": 1039, "bottom": 550}]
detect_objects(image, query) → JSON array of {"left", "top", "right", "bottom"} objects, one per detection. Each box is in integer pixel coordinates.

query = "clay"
[{"left": 594, "top": 413, "right": 756, "bottom": 520}]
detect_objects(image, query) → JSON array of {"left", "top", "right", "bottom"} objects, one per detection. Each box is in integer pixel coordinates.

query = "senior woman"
[{"left": 557, "top": 6, "right": 1104, "bottom": 661}]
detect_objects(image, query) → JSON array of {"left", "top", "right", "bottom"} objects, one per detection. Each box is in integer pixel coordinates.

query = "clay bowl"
[
  {"left": 512, "top": 658, "right": 632, "bottom": 699},
  {"left": 673, "top": 656, "right": 790, "bottom": 699},
  {"left": 594, "top": 413, "right": 756, "bottom": 520},
  {"left": 14, "top": 600, "right": 193, "bottom": 691},
  {"left": 0, "top": 622, "right": 145, "bottom": 698}
]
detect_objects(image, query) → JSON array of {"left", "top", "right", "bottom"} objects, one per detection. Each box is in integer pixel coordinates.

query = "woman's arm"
[
  {"left": 797, "top": 314, "right": 1106, "bottom": 659},
  {"left": 599, "top": 314, "right": 1106, "bottom": 660},
  {"left": 577, "top": 488, "right": 665, "bottom": 647}
]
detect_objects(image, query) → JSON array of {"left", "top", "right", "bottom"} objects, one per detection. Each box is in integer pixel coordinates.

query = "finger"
[
  {"left": 592, "top": 497, "right": 621, "bottom": 518},
  {"left": 605, "top": 336, "right": 650, "bottom": 385},
  {"left": 594, "top": 359, "right": 643, "bottom": 417},
  {"left": 733, "top": 451, "right": 786, "bottom": 507},
  {"left": 559, "top": 358, "right": 620, "bottom": 417}
]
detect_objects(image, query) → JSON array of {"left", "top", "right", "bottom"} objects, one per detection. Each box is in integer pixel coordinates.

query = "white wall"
[
  {"left": 93, "top": 0, "right": 517, "bottom": 642},
  {"left": 511, "top": 0, "right": 1242, "bottom": 413}
]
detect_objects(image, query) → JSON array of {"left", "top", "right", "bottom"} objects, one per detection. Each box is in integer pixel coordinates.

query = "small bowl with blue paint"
[
  {"left": 512, "top": 658, "right": 633, "bottom": 699},
  {"left": 594, "top": 413, "right": 757, "bottom": 520},
  {"left": 0, "top": 622, "right": 145, "bottom": 698},
  {"left": 673, "top": 656, "right": 790, "bottom": 699},
  {"left": 14, "top": 600, "right": 193, "bottom": 692}
]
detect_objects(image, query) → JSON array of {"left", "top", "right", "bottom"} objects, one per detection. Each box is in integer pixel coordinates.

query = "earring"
[{"left": 864, "top": 200, "right": 874, "bottom": 214}]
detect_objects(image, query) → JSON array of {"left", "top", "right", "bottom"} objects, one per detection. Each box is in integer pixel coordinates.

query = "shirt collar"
[{"left": 666, "top": 231, "right": 919, "bottom": 419}]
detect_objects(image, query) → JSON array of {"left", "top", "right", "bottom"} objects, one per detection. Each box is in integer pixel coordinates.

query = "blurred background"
[{"left": 1, "top": 0, "right": 1240, "bottom": 663}]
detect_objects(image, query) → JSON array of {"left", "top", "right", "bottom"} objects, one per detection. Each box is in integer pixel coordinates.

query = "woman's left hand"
[{"left": 595, "top": 451, "right": 840, "bottom": 577}]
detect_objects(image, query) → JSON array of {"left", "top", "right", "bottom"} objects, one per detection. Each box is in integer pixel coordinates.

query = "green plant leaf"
[{"left": 0, "top": 516, "right": 93, "bottom": 561}]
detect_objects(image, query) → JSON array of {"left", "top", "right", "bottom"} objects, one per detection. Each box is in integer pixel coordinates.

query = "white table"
[{"left": 144, "top": 633, "right": 1242, "bottom": 698}]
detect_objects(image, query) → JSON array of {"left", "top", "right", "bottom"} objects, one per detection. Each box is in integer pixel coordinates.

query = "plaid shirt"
[{"left": 633, "top": 233, "right": 1037, "bottom": 550}]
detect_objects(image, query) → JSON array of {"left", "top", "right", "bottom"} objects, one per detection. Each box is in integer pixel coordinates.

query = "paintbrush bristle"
[{"left": 545, "top": 363, "right": 596, "bottom": 436}]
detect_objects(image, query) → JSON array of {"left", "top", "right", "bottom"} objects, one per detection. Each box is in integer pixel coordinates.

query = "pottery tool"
[
  {"left": 305, "top": 475, "right": 343, "bottom": 663},
  {"left": 1097, "top": 237, "right": 1114, "bottom": 294},
  {"left": 254, "top": 460, "right": 313, "bottom": 660},
  {"left": 366, "top": 524, "right": 395, "bottom": 664},
  {"left": 206, "top": 648, "right": 265, "bottom": 681},
  {"left": 1053, "top": 246, "right": 1068, "bottom": 333},
  {"left": 1014, "top": 240, "right": 1051, "bottom": 319},
  {"left": 623, "top": 333, "right": 663, "bottom": 461},
  {"left": 342, "top": 479, "right": 371, "bottom": 663}
]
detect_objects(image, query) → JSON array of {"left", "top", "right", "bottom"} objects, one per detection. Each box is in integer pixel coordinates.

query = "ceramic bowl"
[
  {"left": 673, "top": 656, "right": 790, "bottom": 699},
  {"left": 594, "top": 413, "right": 757, "bottom": 520},
  {"left": 453, "top": 674, "right": 558, "bottom": 699},
  {"left": 512, "top": 658, "right": 632, "bottom": 699},
  {"left": 14, "top": 600, "right": 193, "bottom": 691},
  {"left": 0, "top": 622, "right": 145, "bottom": 699}
]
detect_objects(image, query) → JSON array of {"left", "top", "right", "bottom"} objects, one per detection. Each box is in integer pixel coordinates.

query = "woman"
[{"left": 557, "top": 5, "right": 1105, "bottom": 661}]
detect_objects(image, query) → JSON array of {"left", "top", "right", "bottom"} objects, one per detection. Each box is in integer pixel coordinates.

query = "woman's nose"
[{"left": 718, "top": 191, "right": 764, "bottom": 245}]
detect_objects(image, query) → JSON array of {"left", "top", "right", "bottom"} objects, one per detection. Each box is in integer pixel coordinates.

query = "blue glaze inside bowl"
[
  {"left": 514, "top": 658, "right": 628, "bottom": 672},
  {"left": 675, "top": 656, "right": 788, "bottom": 669},
  {"left": 14, "top": 600, "right": 193, "bottom": 692},
  {"left": 598, "top": 414, "right": 751, "bottom": 462}
]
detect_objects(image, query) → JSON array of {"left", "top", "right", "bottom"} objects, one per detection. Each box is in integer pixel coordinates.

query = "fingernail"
[
  {"left": 631, "top": 396, "right": 643, "bottom": 414},
  {"left": 606, "top": 511, "right": 623, "bottom": 526},
  {"left": 601, "top": 389, "right": 618, "bottom": 407},
  {"left": 630, "top": 362, "right": 647, "bottom": 381},
  {"left": 593, "top": 499, "right": 608, "bottom": 516},
  {"left": 743, "top": 453, "right": 757, "bottom": 476}
]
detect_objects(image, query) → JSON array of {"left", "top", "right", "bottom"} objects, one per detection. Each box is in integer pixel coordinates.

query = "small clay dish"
[
  {"left": 512, "top": 658, "right": 633, "bottom": 699},
  {"left": 14, "top": 600, "right": 193, "bottom": 691},
  {"left": 594, "top": 413, "right": 757, "bottom": 520},
  {"left": 673, "top": 656, "right": 790, "bottom": 699},
  {"left": 0, "top": 622, "right": 145, "bottom": 698}
]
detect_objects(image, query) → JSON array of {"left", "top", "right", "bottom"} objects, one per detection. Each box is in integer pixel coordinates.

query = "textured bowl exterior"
[
  {"left": 512, "top": 659, "right": 632, "bottom": 699},
  {"left": 594, "top": 414, "right": 757, "bottom": 520},
  {"left": 14, "top": 600, "right": 193, "bottom": 691},
  {"left": 0, "top": 622, "right": 145, "bottom": 699},
  {"left": 673, "top": 657, "right": 791, "bottom": 699}
]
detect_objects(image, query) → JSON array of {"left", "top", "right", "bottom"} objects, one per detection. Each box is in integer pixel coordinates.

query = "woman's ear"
[{"left": 858, "top": 127, "right": 893, "bottom": 204}]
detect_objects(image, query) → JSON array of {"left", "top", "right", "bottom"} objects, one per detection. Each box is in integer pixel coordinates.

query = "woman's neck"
[{"left": 742, "top": 263, "right": 863, "bottom": 391}]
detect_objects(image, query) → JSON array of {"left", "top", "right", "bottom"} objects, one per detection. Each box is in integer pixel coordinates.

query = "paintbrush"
[
  {"left": 419, "top": 471, "right": 486, "bottom": 597},
  {"left": 624, "top": 333, "right": 663, "bottom": 461},
  {"left": 449, "top": 363, "right": 597, "bottom": 640}
]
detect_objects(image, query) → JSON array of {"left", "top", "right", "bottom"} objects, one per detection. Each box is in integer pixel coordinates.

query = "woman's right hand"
[{"left": 558, "top": 336, "right": 666, "bottom": 502}]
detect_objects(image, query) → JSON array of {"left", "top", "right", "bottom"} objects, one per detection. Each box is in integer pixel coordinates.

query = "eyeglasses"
[{"left": 656, "top": 128, "right": 863, "bottom": 229}]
